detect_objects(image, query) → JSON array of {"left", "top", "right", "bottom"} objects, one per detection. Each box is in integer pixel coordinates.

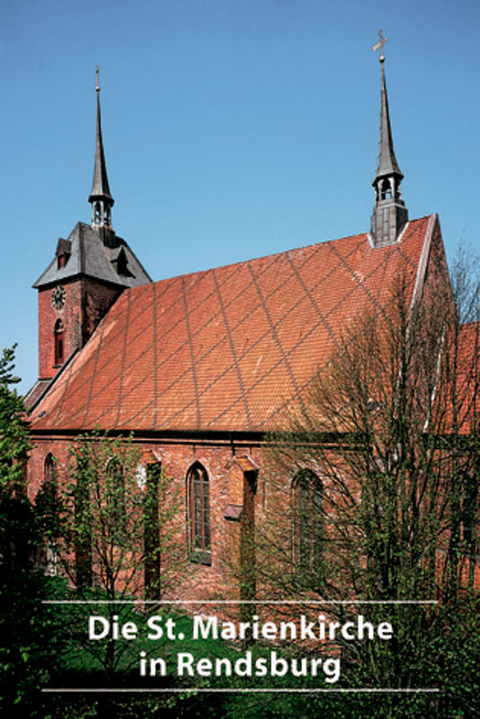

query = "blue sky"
[{"left": 1, "top": 0, "right": 479, "bottom": 393}]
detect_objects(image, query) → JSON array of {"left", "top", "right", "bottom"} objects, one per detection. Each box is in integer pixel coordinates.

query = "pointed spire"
[
  {"left": 89, "top": 67, "right": 114, "bottom": 230},
  {"left": 375, "top": 60, "right": 403, "bottom": 182},
  {"left": 370, "top": 31, "right": 408, "bottom": 247}
]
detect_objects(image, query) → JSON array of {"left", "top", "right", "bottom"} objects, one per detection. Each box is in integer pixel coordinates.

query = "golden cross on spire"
[
  {"left": 372, "top": 29, "right": 388, "bottom": 62},
  {"left": 95, "top": 66, "right": 100, "bottom": 93}
]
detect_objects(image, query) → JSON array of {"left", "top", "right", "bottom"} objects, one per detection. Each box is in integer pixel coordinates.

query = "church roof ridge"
[
  {"left": 150, "top": 229, "right": 367, "bottom": 285},
  {"left": 143, "top": 217, "right": 431, "bottom": 289}
]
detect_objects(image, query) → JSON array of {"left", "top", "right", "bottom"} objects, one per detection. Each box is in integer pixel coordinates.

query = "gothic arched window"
[
  {"left": 54, "top": 319, "right": 65, "bottom": 366},
  {"left": 44, "top": 454, "right": 58, "bottom": 576},
  {"left": 187, "top": 462, "right": 211, "bottom": 564},
  {"left": 44, "top": 453, "right": 55, "bottom": 486},
  {"left": 293, "top": 469, "right": 323, "bottom": 584},
  {"left": 43, "top": 453, "right": 58, "bottom": 516},
  {"left": 144, "top": 463, "right": 160, "bottom": 600},
  {"left": 106, "top": 457, "right": 126, "bottom": 542}
]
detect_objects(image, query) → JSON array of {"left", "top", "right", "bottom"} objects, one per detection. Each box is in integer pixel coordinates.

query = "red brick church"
[{"left": 25, "top": 57, "right": 475, "bottom": 600}]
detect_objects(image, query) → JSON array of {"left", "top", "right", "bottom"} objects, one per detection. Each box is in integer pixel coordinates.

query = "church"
[{"left": 24, "top": 50, "right": 475, "bottom": 601}]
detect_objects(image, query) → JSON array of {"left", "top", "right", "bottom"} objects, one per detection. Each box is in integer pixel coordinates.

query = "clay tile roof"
[{"left": 30, "top": 217, "right": 434, "bottom": 435}]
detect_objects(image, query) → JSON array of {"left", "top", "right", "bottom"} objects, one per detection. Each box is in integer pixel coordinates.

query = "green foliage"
[
  {"left": 0, "top": 574, "right": 68, "bottom": 717},
  {"left": 0, "top": 344, "right": 31, "bottom": 565},
  {"left": 0, "top": 346, "right": 66, "bottom": 715},
  {"left": 260, "top": 261, "right": 480, "bottom": 717},
  {"left": 40, "top": 430, "right": 190, "bottom": 679},
  {"left": 0, "top": 345, "right": 29, "bottom": 489},
  {"left": 43, "top": 430, "right": 188, "bottom": 602}
]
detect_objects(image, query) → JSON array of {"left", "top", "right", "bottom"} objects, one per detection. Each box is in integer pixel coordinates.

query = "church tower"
[
  {"left": 370, "top": 32, "right": 408, "bottom": 247},
  {"left": 30, "top": 69, "right": 151, "bottom": 397}
]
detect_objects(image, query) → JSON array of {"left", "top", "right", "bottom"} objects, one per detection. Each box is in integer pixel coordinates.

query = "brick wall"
[
  {"left": 37, "top": 278, "right": 122, "bottom": 380},
  {"left": 81, "top": 277, "right": 122, "bottom": 345},
  {"left": 38, "top": 280, "right": 82, "bottom": 380},
  {"left": 27, "top": 434, "right": 263, "bottom": 604}
]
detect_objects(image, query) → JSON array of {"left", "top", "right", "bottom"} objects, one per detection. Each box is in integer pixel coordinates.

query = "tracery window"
[
  {"left": 187, "top": 462, "right": 211, "bottom": 564},
  {"left": 44, "top": 454, "right": 58, "bottom": 576},
  {"left": 293, "top": 469, "right": 323, "bottom": 583},
  {"left": 105, "top": 457, "right": 126, "bottom": 542},
  {"left": 144, "top": 463, "right": 160, "bottom": 600}
]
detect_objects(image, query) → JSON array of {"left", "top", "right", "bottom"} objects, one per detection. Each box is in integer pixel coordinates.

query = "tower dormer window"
[
  {"left": 112, "top": 247, "right": 131, "bottom": 277},
  {"left": 55, "top": 239, "right": 72, "bottom": 270},
  {"left": 57, "top": 252, "right": 70, "bottom": 269},
  {"left": 58, "top": 254, "right": 65, "bottom": 269}
]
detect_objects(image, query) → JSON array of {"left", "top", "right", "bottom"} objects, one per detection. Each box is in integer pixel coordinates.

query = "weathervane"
[{"left": 372, "top": 29, "right": 388, "bottom": 63}]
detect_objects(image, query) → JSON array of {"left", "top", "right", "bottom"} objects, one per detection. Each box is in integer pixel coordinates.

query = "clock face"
[{"left": 51, "top": 285, "right": 66, "bottom": 311}]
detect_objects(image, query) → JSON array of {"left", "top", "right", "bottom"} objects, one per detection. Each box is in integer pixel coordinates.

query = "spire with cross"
[
  {"left": 369, "top": 31, "right": 408, "bottom": 247},
  {"left": 89, "top": 66, "right": 114, "bottom": 231}
]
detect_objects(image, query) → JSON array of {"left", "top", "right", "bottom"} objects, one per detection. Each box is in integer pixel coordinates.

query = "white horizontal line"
[
  {"left": 42, "top": 688, "right": 440, "bottom": 694},
  {"left": 41, "top": 599, "right": 438, "bottom": 605}
]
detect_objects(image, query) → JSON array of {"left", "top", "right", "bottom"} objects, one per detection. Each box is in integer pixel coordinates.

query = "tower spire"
[
  {"left": 370, "top": 31, "right": 408, "bottom": 247},
  {"left": 89, "top": 66, "right": 114, "bottom": 230}
]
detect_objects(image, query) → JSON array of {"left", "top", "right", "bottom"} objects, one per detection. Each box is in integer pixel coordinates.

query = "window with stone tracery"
[
  {"left": 187, "top": 462, "right": 211, "bottom": 564},
  {"left": 293, "top": 469, "right": 323, "bottom": 584},
  {"left": 44, "top": 453, "right": 58, "bottom": 576}
]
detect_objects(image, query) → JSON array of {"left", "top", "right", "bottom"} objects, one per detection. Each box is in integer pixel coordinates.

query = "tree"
[
  {"left": 260, "top": 251, "right": 480, "bottom": 717},
  {"left": 0, "top": 344, "right": 31, "bottom": 567},
  {"left": 41, "top": 431, "right": 189, "bottom": 680},
  {"left": 0, "top": 345, "right": 63, "bottom": 715}
]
